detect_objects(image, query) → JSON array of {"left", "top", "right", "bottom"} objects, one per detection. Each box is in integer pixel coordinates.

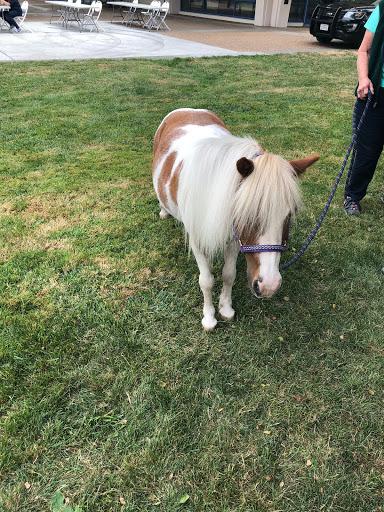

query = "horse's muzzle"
[{"left": 252, "top": 276, "right": 282, "bottom": 298}]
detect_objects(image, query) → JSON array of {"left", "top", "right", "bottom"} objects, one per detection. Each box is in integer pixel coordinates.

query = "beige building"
[{"left": 170, "top": 0, "right": 319, "bottom": 27}]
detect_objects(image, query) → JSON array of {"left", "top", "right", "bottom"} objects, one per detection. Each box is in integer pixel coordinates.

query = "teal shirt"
[{"left": 365, "top": 6, "right": 384, "bottom": 87}]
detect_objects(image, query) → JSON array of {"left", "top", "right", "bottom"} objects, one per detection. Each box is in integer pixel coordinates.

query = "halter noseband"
[
  {"left": 233, "top": 150, "right": 289, "bottom": 254},
  {"left": 234, "top": 230, "right": 288, "bottom": 254}
]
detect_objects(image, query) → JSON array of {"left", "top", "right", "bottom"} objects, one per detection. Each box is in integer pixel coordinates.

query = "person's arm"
[{"left": 356, "top": 30, "right": 374, "bottom": 99}]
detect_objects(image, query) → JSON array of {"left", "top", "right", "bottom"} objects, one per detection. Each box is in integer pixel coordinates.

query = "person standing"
[
  {"left": 344, "top": 0, "right": 384, "bottom": 215},
  {"left": 3, "top": 0, "right": 22, "bottom": 32}
]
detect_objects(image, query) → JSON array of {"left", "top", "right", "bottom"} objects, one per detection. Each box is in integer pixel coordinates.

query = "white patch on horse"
[{"left": 177, "top": 131, "right": 263, "bottom": 258}]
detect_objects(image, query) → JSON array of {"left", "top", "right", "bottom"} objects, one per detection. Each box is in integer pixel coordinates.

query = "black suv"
[{"left": 310, "top": 0, "right": 379, "bottom": 47}]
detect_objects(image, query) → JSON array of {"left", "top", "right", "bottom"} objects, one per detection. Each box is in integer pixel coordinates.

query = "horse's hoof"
[
  {"left": 202, "top": 317, "right": 217, "bottom": 331},
  {"left": 219, "top": 312, "right": 235, "bottom": 321},
  {"left": 159, "top": 208, "right": 170, "bottom": 219},
  {"left": 219, "top": 306, "right": 235, "bottom": 321}
]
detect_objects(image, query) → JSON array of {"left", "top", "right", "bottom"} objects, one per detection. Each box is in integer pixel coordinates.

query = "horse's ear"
[
  {"left": 236, "top": 157, "right": 254, "bottom": 178},
  {"left": 290, "top": 154, "right": 319, "bottom": 176}
]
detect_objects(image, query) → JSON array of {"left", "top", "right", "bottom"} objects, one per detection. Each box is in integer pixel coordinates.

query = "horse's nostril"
[{"left": 253, "top": 281, "right": 260, "bottom": 296}]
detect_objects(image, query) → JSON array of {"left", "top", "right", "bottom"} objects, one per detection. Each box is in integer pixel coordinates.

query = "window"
[
  {"left": 181, "top": 0, "right": 256, "bottom": 19},
  {"left": 289, "top": 0, "right": 319, "bottom": 24}
]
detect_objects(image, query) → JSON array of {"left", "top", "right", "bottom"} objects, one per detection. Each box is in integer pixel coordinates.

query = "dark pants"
[
  {"left": 4, "top": 9, "right": 21, "bottom": 29},
  {"left": 345, "top": 87, "right": 384, "bottom": 201}
]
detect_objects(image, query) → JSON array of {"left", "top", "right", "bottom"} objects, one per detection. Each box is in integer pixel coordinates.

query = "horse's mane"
[{"left": 178, "top": 134, "right": 301, "bottom": 258}]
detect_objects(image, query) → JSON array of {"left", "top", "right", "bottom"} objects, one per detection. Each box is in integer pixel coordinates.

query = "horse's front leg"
[
  {"left": 219, "top": 241, "right": 238, "bottom": 321},
  {"left": 191, "top": 242, "right": 217, "bottom": 331}
]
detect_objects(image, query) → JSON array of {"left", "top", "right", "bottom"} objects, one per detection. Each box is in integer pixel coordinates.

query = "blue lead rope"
[{"left": 280, "top": 92, "right": 373, "bottom": 271}]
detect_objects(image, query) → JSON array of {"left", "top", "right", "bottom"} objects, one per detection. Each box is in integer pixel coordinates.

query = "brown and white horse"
[{"left": 153, "top": 108, "right": 318, "bottom": 330}]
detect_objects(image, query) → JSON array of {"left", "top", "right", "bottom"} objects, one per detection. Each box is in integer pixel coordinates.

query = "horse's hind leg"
[
  {"left": 219, "top": 241, "right": 238, "bottom": 321},
  {"left": 191, "top": 242, "right": 217, "bottom": 331}
]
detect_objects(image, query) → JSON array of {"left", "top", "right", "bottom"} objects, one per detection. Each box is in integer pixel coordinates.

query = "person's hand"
[{"left": 357, "top": 77, "right": 374, "bottom": 99}]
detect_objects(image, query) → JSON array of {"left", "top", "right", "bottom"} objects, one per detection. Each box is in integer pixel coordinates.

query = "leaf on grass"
[
  {"left": 51, "top": 491, "right": 83, "bottom": 512},
  {"left": 51, "top": 491, "right": 65, "bottom": 511},
  {"left": 178, "top": 494, "right": 190, "bottom": 504}
]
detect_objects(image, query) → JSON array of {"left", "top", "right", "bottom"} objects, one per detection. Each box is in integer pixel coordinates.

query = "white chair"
[
  {"left": 122, "top": 0, "right": 140, "bottom": 26},
  {"left": 142, "top": 0, "right": 160, "bottom": 29},
  {"left": 66, "top": 0, "right": 85, "bottom": 28},
  {"left": 152, "top": 1, "right": 169, "bottom": 30},
  {"left": 80, "top": 0, "right": 102, "bottom": 32},
  {"left": 7, "top": 0, "right": 28, "bottom": 30},
  {"left": 50, "top": 0, "right": 70, "bottom": 25},
  {"left": 0, "top": 10, "right": 8, "bottom": 30}
]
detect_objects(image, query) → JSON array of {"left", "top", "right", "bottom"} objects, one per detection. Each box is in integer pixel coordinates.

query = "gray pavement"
[{"left": 0, "top": 21, "right": 239, "bottom": 61}]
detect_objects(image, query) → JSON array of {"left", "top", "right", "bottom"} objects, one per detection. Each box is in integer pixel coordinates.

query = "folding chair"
[
  {"left": 0, "top": 9, "right": 9, "bottom": 30},
  {"left": 122, "top": 0, "right": 140, "bottom": 26},
  {"left": 50, "top": 0, "right": 70, "bottom": 24},
  {"left": 142, "top": 0, "right": 160, "bottom": 30},
  {"left": 15, "top": 0, "right": 29, "bottom": 30},
  {"left": 66, "top": 0, "right": 83, "bottom": 29},
  {"left": 152, "top": 1, "right": 169, "bottom": 30},
  {"left": 80, "top": 0, "right": 102, "bottom": 32},
  {"left": 1, "top": 0, "right": 28, "bottom": 30}
]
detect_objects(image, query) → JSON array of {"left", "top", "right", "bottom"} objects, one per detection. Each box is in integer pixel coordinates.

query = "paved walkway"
[
  {"left": 0, "top": 21, "right": 239, "bottom": 61},
  {"left": 0, "top": 9, "right": 353, "bottom": 62}
]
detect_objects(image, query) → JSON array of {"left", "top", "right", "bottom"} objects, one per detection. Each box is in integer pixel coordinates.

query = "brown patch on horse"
[
  {"left": 153, "top": 110, "right": 228, "bottom": 172},
  {"left": 244, "top": 253, "right": 261, "bottom": 284},
  {"left": 157, "top": 152, "right": 177, "bottom": 209},
  {"left": 282, "top": 215, "right": 291, "bottom": 246},
  {"left": 290, "top": 154, "right": 319, "bottom": 176},
  {"left": 160, "top": 110, "right": 227, "bottom": 136},
  {"left": 238, "top": 227, "right": 262, "bottom": 284},
  {"left": 170, "top": 161, "right": 183, "bottom": 205},
  {"left": 153, "top": 128, "right": 184, "bottom": 172}
]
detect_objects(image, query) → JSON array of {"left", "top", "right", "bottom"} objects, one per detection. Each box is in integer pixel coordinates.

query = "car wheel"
[{"left": 316, "top": 36, "right": 333, "bottom": 44}]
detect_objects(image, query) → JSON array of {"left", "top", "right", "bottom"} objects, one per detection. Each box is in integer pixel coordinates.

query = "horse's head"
[{"left": 235, "top": 153, "right": 319, "bottom": 298}]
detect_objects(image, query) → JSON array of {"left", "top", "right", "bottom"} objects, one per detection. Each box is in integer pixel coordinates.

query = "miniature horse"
[{"left": 153, "top": 109, "right": 318, "bottom": 330}]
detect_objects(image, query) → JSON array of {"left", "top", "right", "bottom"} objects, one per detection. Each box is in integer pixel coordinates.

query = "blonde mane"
[{"left": 177, "top": 134, "right": 301, "bottom": 258}]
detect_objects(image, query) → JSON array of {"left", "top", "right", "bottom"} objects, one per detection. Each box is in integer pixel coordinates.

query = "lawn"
[{"left": 0, "top": 54, "right": 383, "bottom": 512}]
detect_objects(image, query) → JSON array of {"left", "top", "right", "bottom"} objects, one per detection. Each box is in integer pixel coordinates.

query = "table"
[
  {"left": 107, "top": 1, "right": 160, "bottom": 27},
  {"left": 45, "top": 1, "right": 92, "bottom": 29}
]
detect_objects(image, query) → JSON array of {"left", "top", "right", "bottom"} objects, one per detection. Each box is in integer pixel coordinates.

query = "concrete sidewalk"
[
  {"left": 0, "top": 22, "right": 239, "bottom": 61},
  {"left": 0, "top": 11, "right": 354, "bottom": 62}
]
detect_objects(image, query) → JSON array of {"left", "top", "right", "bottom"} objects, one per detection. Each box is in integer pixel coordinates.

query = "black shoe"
[{"left": 344, "top": 196, "right": 361, "bottom": 215}]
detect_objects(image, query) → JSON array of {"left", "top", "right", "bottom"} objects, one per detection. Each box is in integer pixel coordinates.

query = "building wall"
[{"left": 256, "top": 0, "right": 292, "bottom": 27}]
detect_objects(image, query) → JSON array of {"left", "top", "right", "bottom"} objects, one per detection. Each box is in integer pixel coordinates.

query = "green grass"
[{"left": 0, "top": 54, "right": 383, "bottom": 512}]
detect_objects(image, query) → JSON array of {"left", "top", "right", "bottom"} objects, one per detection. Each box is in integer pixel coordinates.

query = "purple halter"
[
  {"left": 233, "top": 150, "right": 289, "bottom": 254},
  {"left": 233, "top": 228, "right": 288, "bottom": 254}
]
